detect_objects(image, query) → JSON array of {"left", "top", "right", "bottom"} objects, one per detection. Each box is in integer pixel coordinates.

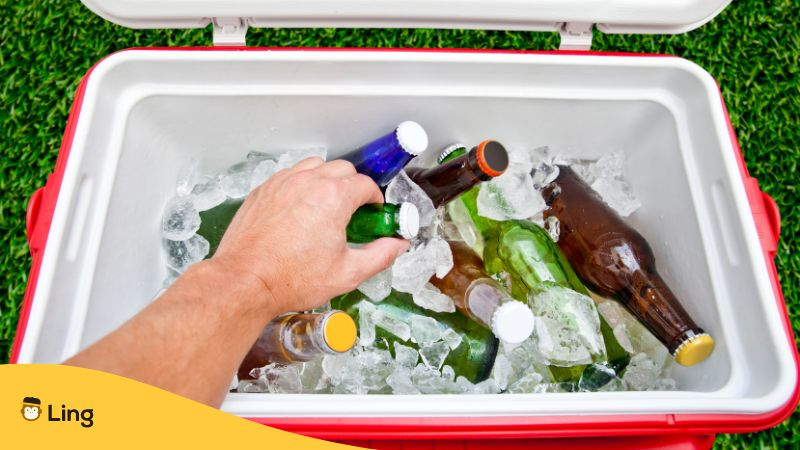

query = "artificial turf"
[{"left": 0, "top": 0, "right": 798, "bottom": 447}]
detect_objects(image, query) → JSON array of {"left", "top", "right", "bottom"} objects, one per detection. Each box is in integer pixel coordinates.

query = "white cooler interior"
[{"left": 19, "top": 50, "right": 795, "bottom": 417}]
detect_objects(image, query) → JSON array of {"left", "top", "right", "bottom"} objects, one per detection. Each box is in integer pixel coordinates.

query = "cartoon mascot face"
[{"left": 21, "top": 397, "right": 41, "bottom": 421}]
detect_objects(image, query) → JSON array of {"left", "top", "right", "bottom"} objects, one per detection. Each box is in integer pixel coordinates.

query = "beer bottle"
[
  {"left": 239, "top": 311, "right": 357, "bottom": 380},
  {"left": 331, "top": 290, "right": 499, "bottom": 383},
  {"left": 406, "top": 140, "right": 509, "bottom": 208},
  {"left": 429, "top": 240, "right": 535, "bottom": 344},
  {"left": 340, "top": 121, "right": 428, "bottom": 186},
  {"left": 542, "top": 165, "right": 714, "bottom": 366},
  {"left": 198, "top": 201, "right": 419, "bottom": 256}
]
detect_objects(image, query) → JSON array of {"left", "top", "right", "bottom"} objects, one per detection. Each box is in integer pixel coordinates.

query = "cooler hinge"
[
  {"left": 213, "top": 17, "right": 249, "bottom": 46},
  {"left": 559, "top": 22, "right": 593, "bottom": 51}
]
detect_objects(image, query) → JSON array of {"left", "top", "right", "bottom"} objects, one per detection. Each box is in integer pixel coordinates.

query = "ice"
[
  {"left": 568, "top": 151, "right": 641, "bottom": 217},
  {"left": 275, "top": 147, "right": 327, "bottom": 172},
  {"left": 250, "top": 159, "right": 278, "bottom": 190},
  {"left": 299, "top": 359, "right": 328, "bottom": 393},
  {"left": 385, "top": 171, "right": 436, "bottom": 227},
  {"left": 357, "top": 348, "right": 395, "bottom": 393},
  {"left": 161, "top": 197, "right": 201, "bottom": 241},
  {"left": 219, "top": 160, "right": 260, "bottom": 199},
  {"left": 441, "top": 328, "right": 463, "bottom": 350},
  {"left": 387, "top": 368, "right": 420, "bottom": 394},
  {"left": 529, "top": 286, "right": 605, "bottom": 367},
  {"left": 418, "top": 341, "right": 450, "bottom": 370},
  {"left": 190, "top": 180, "right": 226, "bottom": 211},
  {"left": 652, "top": 378, "right": 678, "bottom": 391},
  {"left": 533, "top": 382, "right": 579, "bottom": 393},
  {"left": 622, "top": 353, "right": 660, "bottom": 391},
  {"left": 393, "top": 342, "right": 420, "bottom": 368},
  {"left": 477, "top": 169, "right": 546, "bottom": 221},
  {"left": 250, "top": 363, "right": 303, "bottom": 394},
  {"left": 163, "top": 235, "right": 210, "bottom": 273},
  {"left": 372, "top": 309, "right": 411, "bottom": 341},
  {"left": 410, "top": 364, "right": 462, "bottom": 394},
  {"left": 428, "top": 237, "right": 454, "bottom": 278},
  {"left": 391, "top": 242, "right": 437, "bottom": 295},
  {"left": 409, "top": 314, "right": 443, "bottom": 344},
  {"left": 445, "top": 200, "right": 484, "bottom": 253},
  {"left": 596, "top": 377, "right": 628, "bottom": 392},
  {"left": 441, "top": 365, "right": 455, "bottom": 382},
  {"left": 544, "top": 216, "right": 560, "bottom": 242},
  {"left": 528, "top": 146, "right": 561, "bottom": 189},
  {"left": 175, "top": 158, "right": 202, "bottom": 197},
  {"left": 596, "top": 299, "right": 671, "bottom": 376},
  {"left": 357, "top": 267, "right": 392, "bottom": 302},
  {"left": 412, "top": 283, "right": 456, "bottom": 313},
  {"left": 472, "top": 378, "right": 501, "bottom": 394},
  {"left": 356, "top": 301, "right": 377, "bottom": 346},
  {"left": 237, "top": 380, "right": 266, "bottom": 393},
  {"left": 507, "top": 372, "right": 544, "bottom": 394},
  {"left": 491, "top": 354, "right": 513, "bottom": 390},
  {"left": 322, "top": 354, "right": 350, "bottom": 379}
]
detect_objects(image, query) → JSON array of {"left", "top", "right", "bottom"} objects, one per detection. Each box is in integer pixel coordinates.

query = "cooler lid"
[{"left": 81, "top": 0, "right": 731, "bottom": 48}]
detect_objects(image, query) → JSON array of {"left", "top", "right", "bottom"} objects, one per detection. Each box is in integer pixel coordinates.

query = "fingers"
[
  {"left": 290, "top": 157, "right": 325, "bottom": 173},
  {"left": 315, "top": 159, "right": 357, "bottom": 178},
  {"left": 340, "top": 173, "right": 385, "bottom": 212},
  {"left": 342, "top": 237, "right": 410, "bottom": 284}
]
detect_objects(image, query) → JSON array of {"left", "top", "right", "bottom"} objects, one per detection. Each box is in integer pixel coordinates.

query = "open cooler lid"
[{"left": 81, "top": 0, "right": 731, "bottom": 49}]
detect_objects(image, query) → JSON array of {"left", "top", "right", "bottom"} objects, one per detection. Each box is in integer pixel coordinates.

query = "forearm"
[{"left": 65, "top": 260, "right": 276, "bottom": 407}]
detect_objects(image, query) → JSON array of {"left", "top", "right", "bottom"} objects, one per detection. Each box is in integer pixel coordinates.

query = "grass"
[{"left": 0, "top": 0, "right": 798, "bottom": 447}]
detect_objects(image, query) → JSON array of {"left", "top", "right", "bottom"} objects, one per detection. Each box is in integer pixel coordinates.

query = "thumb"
[{"left": 344, "top": 238, "right": 410, "bottom": 281}]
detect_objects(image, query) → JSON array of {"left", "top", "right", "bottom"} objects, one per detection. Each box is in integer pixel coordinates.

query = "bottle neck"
[
  {"left": 407, "top": 151, "right": 486, "bottom": 207},
  {"left": 343, "top": 130, "right": 414, "bottom": 187},
  {"left": 463, "top": 279, "right": 506, "bottom": 328}
]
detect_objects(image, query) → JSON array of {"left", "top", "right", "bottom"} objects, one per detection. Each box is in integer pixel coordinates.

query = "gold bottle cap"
[
  {"left": 323, "top": 311, "right": 357, "bottom": 353},
  {"left": 674, "top": 333, "right": 715, "bottom": 366}
]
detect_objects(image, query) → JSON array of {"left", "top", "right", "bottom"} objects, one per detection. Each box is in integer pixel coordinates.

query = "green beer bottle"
[
  {"left": 330, "top": 290, "right": 499, "bottom": 384},
  {"left": 197, "top": 200, "right": 419, "bottom": 256},
  {"left": 439, "top": 145, "right": 630, "bottom": 389}
]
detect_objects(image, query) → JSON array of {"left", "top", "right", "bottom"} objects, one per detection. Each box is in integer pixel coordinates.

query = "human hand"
[{"left": 210, "top": 158, "right": 409, "bottom": 315}]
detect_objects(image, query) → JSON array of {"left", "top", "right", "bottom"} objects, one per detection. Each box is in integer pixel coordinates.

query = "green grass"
[{"left": 1, "top": 0, "right": 798, "bottom": 447}]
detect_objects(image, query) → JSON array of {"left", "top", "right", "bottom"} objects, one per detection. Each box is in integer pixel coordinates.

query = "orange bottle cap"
[
  {"left": 475, "top": 140, "right": 509, "bottom": 178},
  {"left": 674, "top": 333, "right": 715, "bottom": 366},
  {"left": 323, "top": 311, "right": 358, "bottom": 353}
]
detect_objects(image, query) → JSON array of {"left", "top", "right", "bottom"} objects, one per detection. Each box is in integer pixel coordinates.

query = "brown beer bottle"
[
  {"left": 429, "top": 241, "right": 535, "bottom": 344},
  {"left": 238, "top": 311, "right": 357, "bottom": 379},
  {"left": 406, "top": 140, "right": 509, "bottom": 208},
  {"left": 542, "top": 165, "right": 714, "bottom": 366}
]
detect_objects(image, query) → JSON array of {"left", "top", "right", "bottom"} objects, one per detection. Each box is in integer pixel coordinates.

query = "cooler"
[{"left": 12, "top": 1, "right": 799, "bottom": 448}]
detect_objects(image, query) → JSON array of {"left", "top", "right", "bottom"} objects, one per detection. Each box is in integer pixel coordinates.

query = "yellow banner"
[{"left": 0, "top": 364, "right": 364, "bottom": 449}]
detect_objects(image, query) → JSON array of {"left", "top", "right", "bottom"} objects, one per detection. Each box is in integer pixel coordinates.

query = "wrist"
[{"left": 182, "top": 259, "right": 279, "bottom": 322}]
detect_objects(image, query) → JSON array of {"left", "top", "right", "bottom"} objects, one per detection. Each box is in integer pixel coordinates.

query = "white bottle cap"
[
  {"left": 397, "top": 202, "right": 420, "bottom": 240},
  {"left": 395, "top": 121, "right": 428, "bottom": 156},
  {"left": 491, "top": 301, "right": 535, "bottom": 344}
]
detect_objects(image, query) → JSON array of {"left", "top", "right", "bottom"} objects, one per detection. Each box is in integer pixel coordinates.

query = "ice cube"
[
  {"left": 529, "top": 146, "right": 561, "bottom": 189},
  {"left": 472, "top": 378, "right": 501, "bottom": 394},
  {"left": 250, "top": 159, "right": 278, "bottom": 190},
  {"left": 568, "top": 151, "right": 641, "bottom": 217},
  {"left": 652, "top": 378, "right": 678, "bottom": 391},
  {"left": 237, "top": 380, "right": 267, "bottom": 393},
  {"left": 391, "top": 243, "right": 437, "bottom": 295},
  {"left": 441, "top": 328, "right": 463, "bottom": 350},
  {"left": 507, "top": 371, "right": 544, "bottom": 394},
  {"left": 251, "top": 363, "right": 303, "bottom": 394},
  {"left": 533, "top": 382, "right": 579, "bottom": 393},
  {"left": 596, "top": 377, "right": 628, "bottom": 392},
  {"left": 441, "top": 365, "right": 455, "bottom": 382},
  {"left": 190, "top": 180, "right": 226, "bottom": 211},
  {"left": 385, "top": 171, "right": 436, "bottom": 227},
  {"left": 476, "top": 169, "right": 546, "bottom": 221},
  {"left": 445, "top": 200, "right": 484, "bottom": 254},
  {"left": 163, "top": 235, "right": 210, "bottom": 273},
  {"left": 412, "top": 283, "right": 456, "bottom": 313},
  {"left": 428, "top": 237, "right": 454, "bottom": 279},
  {"left": 544, "top": 216, "right": 560, "bottom": 242},
  {"left": 393, "top": 342, "right": 420, "bottom": 368},
  {"left": 372, "top": 310, "right": 411, "bottom": 341},
  {"left": 590, "top": 177, "right": 641, "bottom": 217},
  {"left": 491, "top": 354, "right": 513, "bottom": 390},
  {"left": 409, "top": 314, "right": 443, "bottom": 344},
  {"left": 356, "top": 348, "right": 395, "bottom": 393},
  {"left": 419, "top": 341, "right": 450, "bottom": 370},
  {"left": 299, "top": 359, "right": 326, "bottom": 393},
  {"left": 161, "top": 197, "right": 201, "bottom": 241},
  {"left": 356, "top": 301, "right": 377, "bottom": 346},
  {"left": 176, "top": 158, "right": 202, "bottom": 197},
  {"left": 596, "top": 299, "right": 671, "bottom": 375},
  {"left": 529, "top": 286, "right": 605, "bottom": 366},
  {"left": 622, "top": 353, "right": 660, "bottom": 391},
  {"left": 322, "top": 354, "right": 350, "bottom": 378},
  {"left": 219, "top": 160, "right": 260, "bottom": 199},
  {"left": 246, "top": 151, "right": 274, "bottom": 162},
  {"left": 387, "top": 368, "right": 420, "bottom": 394},
  {"left": 410, "top": 364, "right": 462, "bottom": 394},
  {"left": 357, "top": 267, "right": 392, "bottom": 302},
  {"left": 455, "top": 376, "right": 476, "bottom": 393},
  {"left": 275, "top": 147, "right": 328, "bottom": 172}
]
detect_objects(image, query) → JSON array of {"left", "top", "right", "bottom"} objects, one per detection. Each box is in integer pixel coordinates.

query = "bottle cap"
[
  {"left": 474, "top": 140, "right": 509, "bottom": 178},
  {"left": 395, "top": 121, "right": 428, "bottom": 156},
  {"left": 673, "top": 333, "right": 715, "bottom": 366},
  {"left": 397, "top": 202, "right": 420, "bottom": 240},
  {"left": 491, "top": 301, "right": 535, "bottom": 344},
  {"left": 437, "top": 143, "right": 468, "bottom": 164},
  {"left": 322, "top": 311, "right": 358, "bottom": 353}
]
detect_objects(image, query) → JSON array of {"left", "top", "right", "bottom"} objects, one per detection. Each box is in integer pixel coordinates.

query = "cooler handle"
[
  {"left": 26, "top": 186, "right": 46, "bottom": 247},
  {"left": 743, "top": 177, "right": 780, "bottom": 258}
]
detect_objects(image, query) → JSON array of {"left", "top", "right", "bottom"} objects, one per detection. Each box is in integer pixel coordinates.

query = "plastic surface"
[
  {"left": 12, "top": 48, "right": 799, "bottom": 442},
  {"left": 80, "top": 0, "right": 730, "bottom": 35}
]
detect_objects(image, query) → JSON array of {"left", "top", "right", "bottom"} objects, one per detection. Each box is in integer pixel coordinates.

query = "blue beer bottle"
[{"left": 340, "top": 121, "right": 428, "bottom": 186}]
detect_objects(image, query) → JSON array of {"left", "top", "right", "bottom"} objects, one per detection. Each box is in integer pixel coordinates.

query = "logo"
[
  {"left": 21, "top": 397, "right": 42, "bottom": 421},
  {"left": 20, "top": 396, "right": 94, "bottom": 428}
]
